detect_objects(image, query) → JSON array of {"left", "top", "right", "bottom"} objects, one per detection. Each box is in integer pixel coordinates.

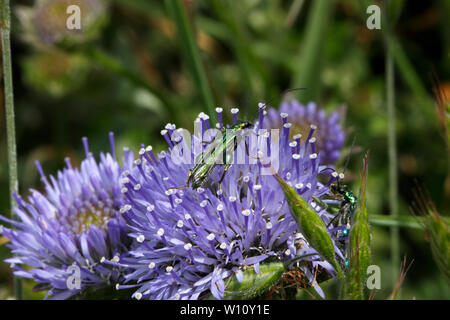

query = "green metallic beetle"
[{"left": 181, "top": 120, "right": 253, "bottom": 190}]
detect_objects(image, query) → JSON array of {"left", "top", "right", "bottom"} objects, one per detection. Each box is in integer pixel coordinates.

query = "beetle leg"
[
  {"left": 218, "top": 164, "right": 232, "bottom": 186},
  {"left": 167, "top": 185, "right": 187, "bottom": 191},
  {"left": 312, "top": 196, "right": 329, "bottom": 210}
]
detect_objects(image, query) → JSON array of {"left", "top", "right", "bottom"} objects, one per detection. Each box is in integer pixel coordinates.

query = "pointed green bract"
[
  {"left": 273, "top": 174, "right": 344, "bottom": 279},
  {"left": 428, "top": 215, "right": 450, "bottom": 283},
  {"left": 341, "top": 153, "right": 372, "bottom": 300},
  {"left": 222, "top": 262, "right": 286, "bottom": 300},
  {"left": 413, "top": 189, "right": 450, "bottom": 283},
  {"left": 413, "top": 182, "right": 450, "bottom": 284}
]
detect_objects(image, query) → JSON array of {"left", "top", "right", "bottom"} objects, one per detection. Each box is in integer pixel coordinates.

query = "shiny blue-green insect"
[
  {"left": 320, "top": 137, "right": 358, "bottom": 267},
  {"left": 314, "top": 180, "right": 357, "bottom": 268},
  {"left": 329, "top": 182, "right": 357, "bottom": 268},
  {"left": 329, "top": 183, "right": 357, "bottom": 232},
  {"left": 174, "top": 120, "right": 253, "bottom": 190},
  {"left": 173, "top": 88, "right": 308, "bottom": 191}
]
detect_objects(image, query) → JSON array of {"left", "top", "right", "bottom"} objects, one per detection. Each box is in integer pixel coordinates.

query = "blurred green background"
[{"left": 0, "top": 0, "right": 449, "bottom": 299}]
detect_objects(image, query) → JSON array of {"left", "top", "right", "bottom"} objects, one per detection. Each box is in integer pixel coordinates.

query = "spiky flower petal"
[
  {"left": 264, "top": 100, "right": 345, "bottom": 164},
  {"left": 0, "top": 133, "right": 134, "bottom": 299},
  {"left": 119, "top": 107, "right": 346, "bottom": 300}
]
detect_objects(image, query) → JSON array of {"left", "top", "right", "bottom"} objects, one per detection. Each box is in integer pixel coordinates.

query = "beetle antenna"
[
  {"left": 258, "top": 87, "right": 308, "bottom": 110},
  {"left": 343, "top": 134, "right": 357, "bottom": 175},
  {"left": 335, "top": 134, "right": 357, "bottom": 188}
]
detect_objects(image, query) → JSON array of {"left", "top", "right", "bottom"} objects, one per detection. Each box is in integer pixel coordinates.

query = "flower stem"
[
  {"left": 369, "top": 214, "right": 450, "bottom": 229},
  {"left": 384, "top": 0, "right": 400, "bottom": 289},
  {"left": 1, "top": 0, "right": 22, "bottom": 299}
]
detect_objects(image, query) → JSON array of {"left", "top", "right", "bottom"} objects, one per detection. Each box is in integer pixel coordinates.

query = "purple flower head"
[
  {"left": 0, "top": 133, "right": 135, "bottom": 299},
  {"left": 264, "top": 100, "right": 345, "bottom": 164},
  {"left": 118, "top": 106, "right": 346, "bottom": 300}
]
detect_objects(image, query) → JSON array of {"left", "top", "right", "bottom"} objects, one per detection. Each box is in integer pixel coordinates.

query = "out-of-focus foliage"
[
  {"left": 0, "top": 0, "right": 449, "bottom": 299},
  {"left": 16, "top": 0, "right": 108, "bottom": 47},
  {"left": 22, "top": 49, "right": 90, "bottom": 96}
]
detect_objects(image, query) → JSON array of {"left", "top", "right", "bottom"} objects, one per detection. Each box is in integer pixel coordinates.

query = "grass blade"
[
  {"left": 369, "top": 214, "right": 450, "bottom": 229},
  {"left": 209, "top": 0, "right": 272, "bottom": 106},
  {"left": 165, "top": 0, "right": 216, "bottom": 121},
  {"left": 292, "top": 0, "right": 335, "bottom": 103}
]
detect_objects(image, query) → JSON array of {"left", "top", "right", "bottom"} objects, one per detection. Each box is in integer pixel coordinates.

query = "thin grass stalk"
[
  {"left": 389, "top": 38, "right": 435, "bottom": 123},
  {"left": 1, "top": 0, "right": 22, "bottom": 299},
  {"left": 210, "top": 0, "right": 271, "bottom": 107},
  {"left": 390, "top": 40, "right": 429, "bottom": 105},
  {"left": 165, "top": 0, "right": 216, "bottom": 121},
  {"left": 369, "top": 214, "right": 450, "bottom": 229},
  {"left": 388, "top": 256, "right": 414, "bottom": 300},
  {"left": 384, "top": 0, "right": 400, "bottom": 289},
  {"left": 209, "top": 0, "right": 255, "bottom": 107}
]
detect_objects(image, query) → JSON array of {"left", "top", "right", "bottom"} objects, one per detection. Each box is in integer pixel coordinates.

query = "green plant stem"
[
  {"left": 1, "top": 0, "right": 22, "bottom": 299},
  {"left": 384, "top": 0, "right": 400, "bottom": 288},
  {"left": 165, "top": 0, "right": 216, "bottom": 121},
  {"left": 369, "top": 214, "right": 450, "bottom": 229}
]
